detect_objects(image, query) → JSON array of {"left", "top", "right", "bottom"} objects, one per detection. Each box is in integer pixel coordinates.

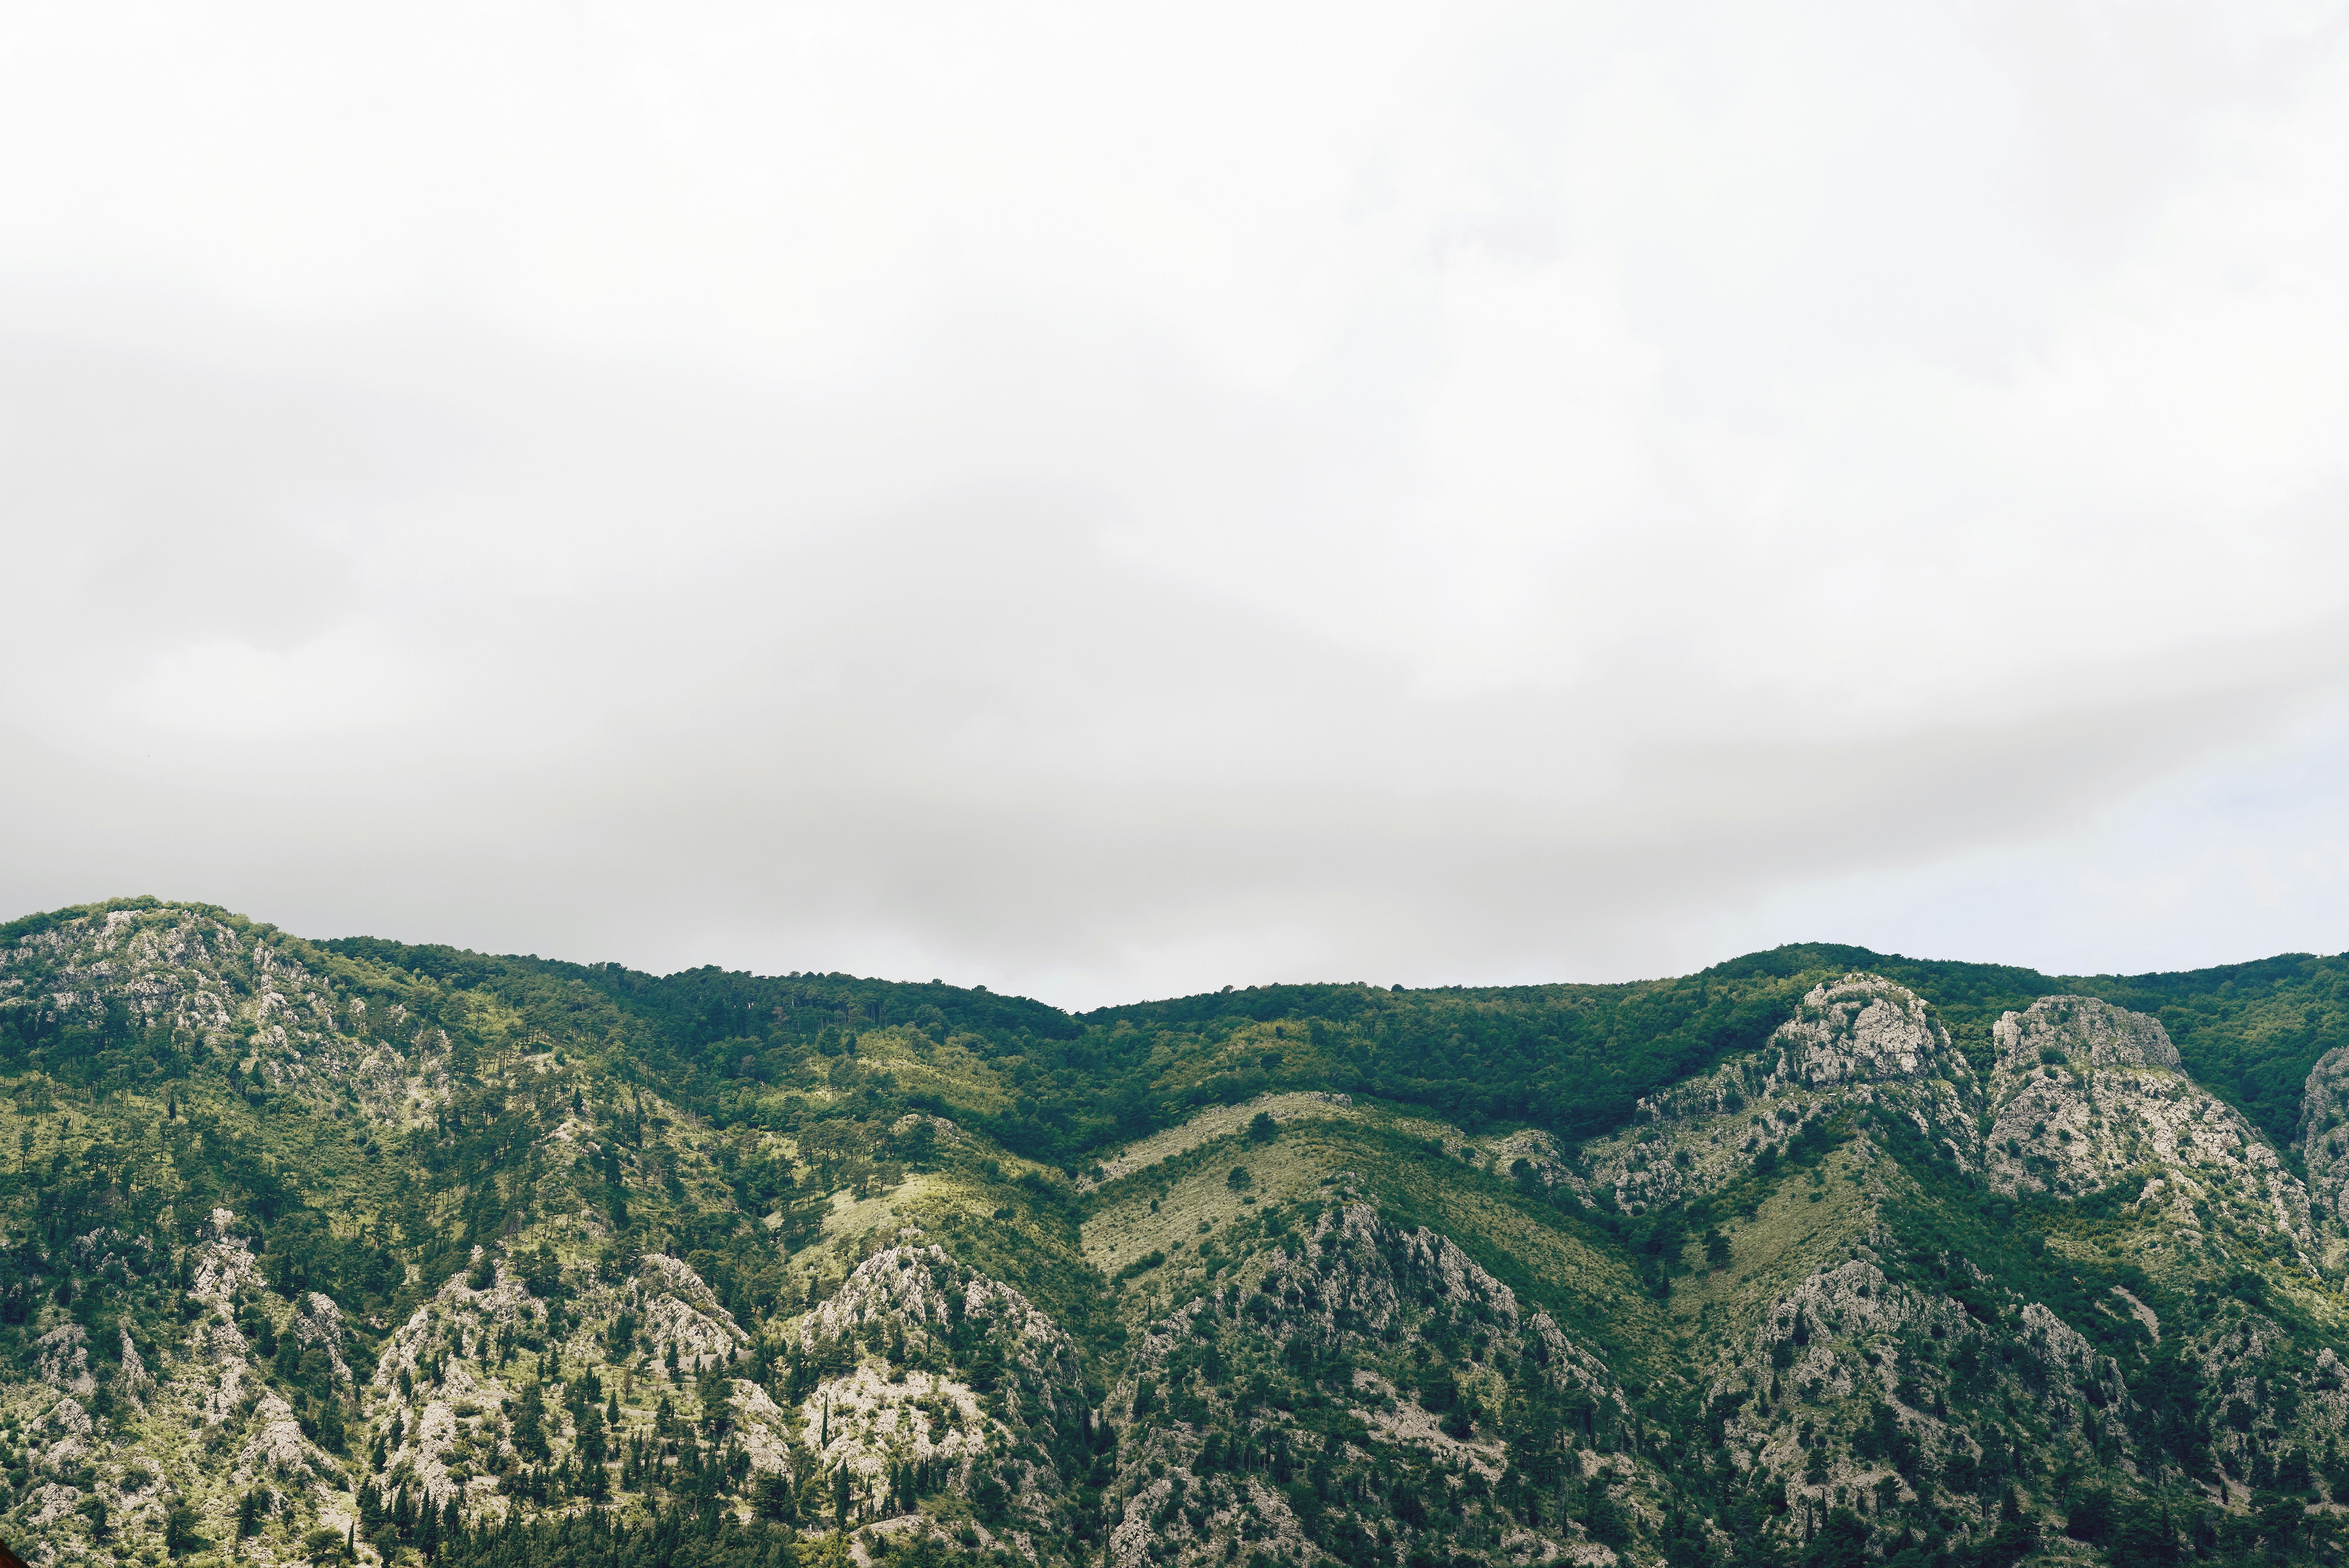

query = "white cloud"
[{"left": 2, "top": 2, "right": 2347, "bottom": 1005}]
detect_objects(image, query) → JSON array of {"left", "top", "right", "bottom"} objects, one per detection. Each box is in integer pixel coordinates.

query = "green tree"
[
  {"left": 576, "top": 1396, "right": 608, "bottom": 1464},
  {"left": 513, "top": 1381, "right": 552, "bottom": 1463},
  {"left": 522, "top": 1240, "right": 564, "bottom": 1299},
  {"left": 1984, "top": 1490, "right": 2039, "bottom": 1568},
  {"left": 2255, "top": 1492, "right": 2305, "bottom": 1554},
  {"left": 164, "top": 1502, "right": 209, "bottom": 1558},
  {"left": 1804, "top": 1511, "right": 1869, "bottom": 1568},
  {"left": 2108, "top": 1500, "right": 2182, "bottom": 1568},
  {"left": 2065, "top": 1488, "right": 2113, "bottom": 1546}
]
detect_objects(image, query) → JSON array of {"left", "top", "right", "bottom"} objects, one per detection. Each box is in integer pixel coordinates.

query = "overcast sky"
[{"left": 5, "top": 3, "right": 2349, "bottom": 1009}]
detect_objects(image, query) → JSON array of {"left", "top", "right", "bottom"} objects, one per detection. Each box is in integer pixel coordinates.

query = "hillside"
[{"left": 2, "top": 898, "right": 2348, "bottom": 1568}]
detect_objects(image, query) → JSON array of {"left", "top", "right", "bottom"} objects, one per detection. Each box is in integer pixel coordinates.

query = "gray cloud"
[{"left": 4, "top": 6, "right": 2349, "bottom": 1003}]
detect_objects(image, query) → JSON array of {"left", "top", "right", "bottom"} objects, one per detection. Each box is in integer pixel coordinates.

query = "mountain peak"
[{"left": 1772, "top": 973, "right": 1965, "bottom": 1090}]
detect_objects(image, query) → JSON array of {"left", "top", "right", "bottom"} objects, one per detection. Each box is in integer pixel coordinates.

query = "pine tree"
[{"left": 515, "top": 1379, "right": 552, "bottom": 1463}]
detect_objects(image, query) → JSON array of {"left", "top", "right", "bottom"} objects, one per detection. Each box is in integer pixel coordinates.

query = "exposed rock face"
[
  {"left": 1984, "top": 998, "right": 2313, "bottom": 1257},
  {"left": 185, "top": 1207, "right": 263, "bottom": 1426},
  {"left": 38, "top": 1394, "right": 94, "bottom": 1482},
  {"left": 629, "top": 1254, "right": 750, "bottom": 1372},
  {"left": 292, "top": 1291, "right": 355, "bottom": 1390},
  {"left": 69, "top": 1227, "right": 155, "bottom": 1281},
  {"left": 1996, "top": 995, "right": 2180, "bottom": 1071},
  {"left": 790, "top": 1237, "right": 1087, "bottom": 1524},
  {"left": 796, "top": 1236, "right": 1085, "bottom": 1431},
  {"left": 364, "top": 1249, "right": 760, "bottom": 1506},
  {"left": 1712, "top": 1251, "right": 2133, "bottom": 1546},
  {"left": 721, "top": 1379, "right": 800, "bottom": 1480},
  {"left": 30, "top": 1480, "right": 85, "bottom": 1529},
  {"left": 240, "top": 1391, "right": 322, "bottom": 1480},
  {"left": 1, "top": 907, "right": 247, "bottom": 1040},
  {"left": 368, "top": 1264, "right": 543, "bottom": 1506},
  {"left": 115, "top": 1327, "right": 154, "bottom": 1404},
  {"left": 1105, "top": 1202, "right": 1650, "bottom": 1568},
  {"left": 191, "top": 1207, "right": 261, "bottom": 1302},
  {"left": 2299, "top": 1044, "right": 2349, "bottom": 1232},
  {"left": 0, "top": 903, "right": 454, "bottom": 1124},
  {"left": 1769, "top": 976, "right": 1965, "bottom": 1090},
  {"left": 799, "top": 1362, "right": 995, "bottom": 1492},
  {"left": 1476, "top": 1127, "right": 1577, "bottom": 1189},
  {"left": 34, "top": 1325, "right": 94, "bottom": 1396},
  {"left": 2183, "top": 1310, "right": 2349, "bottom": 1484},
  {"left": 1576, "top": 975, "right": 1981, "bottom": 1214}
]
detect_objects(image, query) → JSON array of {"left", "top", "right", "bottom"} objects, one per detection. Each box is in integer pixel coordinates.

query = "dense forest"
[{"left": 285, "top": 927, "right": 2349, "bottom": 1173}]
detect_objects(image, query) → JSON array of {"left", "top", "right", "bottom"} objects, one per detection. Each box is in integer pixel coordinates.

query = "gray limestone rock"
[
  {"left": 1995, "top": 995, "right": 2178, "bottom": 1072},
  {"left": 1104, "top": 1202, "right": 1644, "bottom": 1568},
  {"left": 792, "top": 1238, "right": 1084, "bottom": 1526},
  {"left": 1767, "top": 975, "right": 1967, "bottom": 1090},
  {"left": 2298, "top": 1043, "right": 2349, "bottom": 1233},
  {"left": 1576, "top": 974, "right": 1981, "bottom": 1214},
  {"left": 0, "top": 903, "right": 456, "bottom": 1127},
  {"left": 1984, "top": 999, "right": 2313, "bottom": 1260},
  {"left": 34, "top": 1326, "right": 93, "bottom": 1396}
]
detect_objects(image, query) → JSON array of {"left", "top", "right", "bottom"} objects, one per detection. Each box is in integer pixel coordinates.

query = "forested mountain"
[{"left": 3, "top": 898, "right": 2348, "bottom": 1568}]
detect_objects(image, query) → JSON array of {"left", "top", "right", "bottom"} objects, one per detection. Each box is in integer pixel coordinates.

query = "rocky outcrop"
[
  {"left": 2299, "top": 1045, "right": 2349, "bottom": 1232},
  {"left": 0, "top": 903, "right": 455, "bottom": 1124},
  {"left": 799, "top": 1362, "right": 995, "bottom": 1491},
  {"left": 1574, "top": 976, "right": 1981, "bottom": 1214},
  {"left": 2158, "top": 1304, "right": 2349, "bottom": 1490},
  {"left": 239, "top": 1391, "right": 325, "bottom": 1481},
  {"left": 789, "top": 1238, "right": 1085, "bottom": 1527},
  {"left": 34, "top": 1325, "right": 94, "bottom": 1396},
  {"left": 184, "top": 1208, "right": 264, "bottom": 1426},
  {"left": 1767, "top": 976, "right": 1968, "bottom": 1090},
  {"left": 796, "top": 1236, "right": 1085, "bottom": 1431},
  {"left": 1712, "top": 1254, "right": 2132, "bottom": 1556},
  {"left": 628, "top": 1254, "right": 750, "bottom": 1373},
  {"left": 721, "top": 1379, "right": 800, "bottom": 1480},
  {"left": 189, "top": 1207, "right": 261, "bottom": 1304},
  {"left": 1996, "top": 995, "right": 2179, "bottom": 1071},
  {"left": 115, "top": 1327, "right": 154, "bottom": 1405},
  {"left": 68, "top": 1227, "right": 155, "bottom": 1281},
  {"left": 34, "top": 1395, "right": 95, "bottom": 1486},
  {"left": 1985, "top": 998, "right": 2313, "bottom": 1256},
  {"left": 1105, "top": 1203, "right": 1647, "bottom": 1568},
  {"left": 291, "top": 1291, "right": 355, "bottom": 1390}
]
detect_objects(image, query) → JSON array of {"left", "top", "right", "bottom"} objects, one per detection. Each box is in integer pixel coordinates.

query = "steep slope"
[
  {"left": 1569, "top": 974, "right": 1984, "bottom": 1216},
  {"left": 1984, "top": 997, "right": 2317, "bottom": 1267}
]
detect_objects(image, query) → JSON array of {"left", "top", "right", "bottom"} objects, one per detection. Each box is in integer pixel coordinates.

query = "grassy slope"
[{"left": 1080, "top": 1106, "right": 1675, "bottom": 1387}]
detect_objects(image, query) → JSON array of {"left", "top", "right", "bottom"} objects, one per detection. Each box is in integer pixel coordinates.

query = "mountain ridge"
[{"left": 2, "top": 897, "right": 2348, "bottom": 1568}]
